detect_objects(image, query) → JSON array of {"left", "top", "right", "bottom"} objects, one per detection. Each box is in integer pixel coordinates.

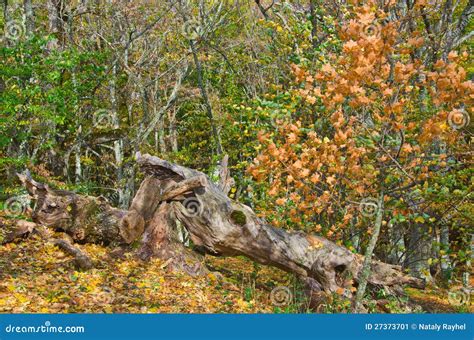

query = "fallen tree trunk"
[
  {"left": 18, "top": 154, "right": 424, "bottom": 296},
  {"left": 18, "top": 171, "right": 126, "bottom": 245},
  {"left": 17, "top": 171, "right": 207, "bottom": 275},
  {"left": 1, "top": 217, "right": 94, "bottom": 271},
  {"left": 136, "top": 153, "right": 424, "bottom": 293},
  {"left": 0, "top": 219, "right": 36, "bottom": 244}
]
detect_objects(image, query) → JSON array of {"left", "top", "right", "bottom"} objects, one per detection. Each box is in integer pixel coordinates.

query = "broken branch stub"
[{"left": 136, "top": 152, "right": 424, "bottom": 293}]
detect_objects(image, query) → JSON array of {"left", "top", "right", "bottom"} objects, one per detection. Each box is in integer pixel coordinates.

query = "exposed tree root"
[{"left": 53, "top": 238, "right": 94, "bottom": 270}]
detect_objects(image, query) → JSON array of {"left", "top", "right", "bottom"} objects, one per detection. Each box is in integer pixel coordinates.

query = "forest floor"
[
  {"left": 0, "top": 225, "right": 289, "bottom": 313},
  {"left": 0, "top": 219, "right": 472, "bottom": 314}
]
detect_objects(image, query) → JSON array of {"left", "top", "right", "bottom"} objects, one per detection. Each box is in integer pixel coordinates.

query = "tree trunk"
[
  {"left": 168, "top": 106, "right": 178, "bottom": 153},
  {"left": 23, "top": 0, "right": 34, "bottom": 37},
  {"left": 405, "top": 223, "right": 433, "bottom": 282},
  {"left": 47, "top": 0, "right": 63, "bottom": 47},
  {"left": 3, "top": 0, "right": 10, "bottom": 37},
  {"left": 74, "top": 138, "right": 82, "bottom": 183},
  {"left": 309, "top": 0, "right": 319, "bottom": 48},
  {"left": 18, "top": 171, "right": 125, "bottom": 245},
  {"left": 387, "top": 221, "right": 405, "bottom": 265},
  {"left": 18, "top": 154, "right": 424, "bottom": 296},
  {"left": 180, "top": 2, "right": 223, "bottom": 157},
  {"left": 109, "top": 61, "right": 126, "bottom": 208},
  {"left": 352, "top": 192, "right": 384, "bottom": 312}
]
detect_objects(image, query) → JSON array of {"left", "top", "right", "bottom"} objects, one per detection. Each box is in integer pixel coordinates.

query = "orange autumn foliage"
[{"left": 248, "top": 0, "right": 473, "bottom": 239}]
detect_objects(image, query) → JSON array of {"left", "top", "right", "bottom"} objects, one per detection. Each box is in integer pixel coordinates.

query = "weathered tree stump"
[{"left": 18, "top": 153, "right": 424, "bottom": 297}]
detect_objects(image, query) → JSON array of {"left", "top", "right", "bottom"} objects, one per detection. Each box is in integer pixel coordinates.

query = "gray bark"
[
  {"left": 352, "top": 192, "right": 384, "bottom": 312},
  {"left": 406, "top": 223, "right": 433, "bottom": 282},
  {"left": 3, "top": 0, "right": 9, "bottom": 26},
  {"left": 47, "top": 0, "right": 61, "bottom": 34},
  {"left": 18, "top": 154, "right": 424, "bottom": 297},
  {"left": 109, "top": 62, "right": 126, "bottom": 208},
  {"left": 168, "top": 106, "right": 178, "bottom": 152},
  {"left": 23, "top": 0, "right": 34, "bottom": 37},
  {"left": 74, "top": 143, "right": 82, "bottom": 183},
  {"left": 439, "top": 223, "right": 452, "bottom": 280}
]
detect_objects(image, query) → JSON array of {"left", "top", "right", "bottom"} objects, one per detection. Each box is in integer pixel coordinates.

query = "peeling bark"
[
  {"left": 135, "top": 153, "right": 424, "bottom": 292},
  {"left": 1, "top": 220, "right": 36, "bottom": 244},
  {"left": 18, "top": 171, "right": 125, "bottom": 245},
  {"left": 18, "top": 154, "right": 424, "bottom": 295}
]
